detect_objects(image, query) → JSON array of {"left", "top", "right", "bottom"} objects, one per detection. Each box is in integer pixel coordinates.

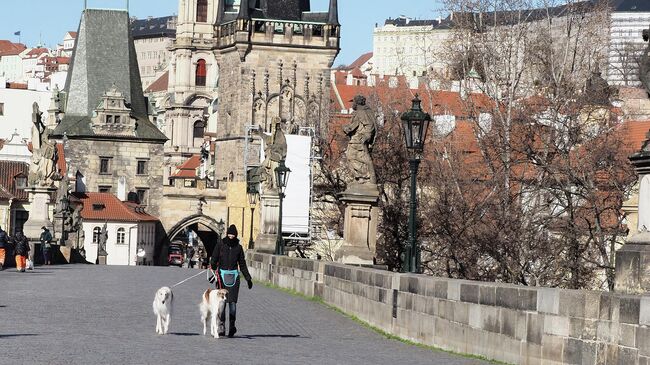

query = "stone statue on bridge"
[
  {"left": 343, "top": 95, "right": 377, "bottom": 188},
  {"left": 252, "top": 117, "right": 287, "bottom": 192},
  {"left": 641, "top": 24, "right": 650, "bottom": 95},
  {"left": 29, "top": 103, "right": 58, "bottom": 187}
]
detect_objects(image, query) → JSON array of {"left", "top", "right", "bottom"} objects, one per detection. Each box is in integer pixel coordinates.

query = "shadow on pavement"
[
  {"left": 171, "top": 333, "right": 200, "bottom": 337},
  {"left": 238, "top": 334, "right": 305, "bottom": 339},
  {"left": 0, "top": 334, "right": 38, "bottom": 338}
]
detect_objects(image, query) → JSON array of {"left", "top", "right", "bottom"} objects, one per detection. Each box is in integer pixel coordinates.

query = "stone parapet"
[{"left": 247, "top": 252, "right": 650, "bottom": 364}]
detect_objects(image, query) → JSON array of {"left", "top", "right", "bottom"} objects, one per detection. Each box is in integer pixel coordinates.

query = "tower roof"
[
  {"left": 53, "top": 9, "right": 166, "bottom": 142},
  {"left": 328, "top": 0, "right": 339, "bottom": 26}
]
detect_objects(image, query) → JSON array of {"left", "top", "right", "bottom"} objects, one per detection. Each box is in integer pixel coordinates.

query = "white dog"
[
  {"left": 153, "top": 286, "right": 173, "bottom": 335},
  {"left": 199, "top": 288, "right": 228, "bottom": 338}
]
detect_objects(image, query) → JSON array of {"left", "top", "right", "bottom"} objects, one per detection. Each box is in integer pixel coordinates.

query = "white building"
[
  {"left": 75, "top": 193, "right": 159, "bottom": 266},
  {"left": 21, "top": 48, "right": 50, "bottom": 81},
  {"left": 373, "top": 16, "right": 452, "bottom": 80},
  {"left": 607, "top": 0, "right": 650, "bottom": 86},
  {"left": 0, "top": 82, "right": 53, "bottom": 162},
  {"left": 0, "top": 41, "right": 27, "bottom": 82},
  {"left": 61, "top": 31, "right": 77, "bottom": 57},
  {"left": 130, "top": 16, "right": 176, "bottom": 89}
]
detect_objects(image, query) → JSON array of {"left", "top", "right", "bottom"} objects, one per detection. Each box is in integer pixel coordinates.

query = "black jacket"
[
  {"left": 210, "top": 237, "right": 251, "bottom": 282},
  {"left": 0, "top": 230, "right": 7, "bottom": 249},
  {"left": 210, "top": 237, "right": 252, "bottom": 303},
  {"left": 14, "top": 234, "right": 29, "bottom": 256}
]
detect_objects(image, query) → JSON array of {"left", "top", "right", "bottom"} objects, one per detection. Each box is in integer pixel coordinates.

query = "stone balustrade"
[{"left": 246, "top": 252, "right": 650, "bottom": 365}]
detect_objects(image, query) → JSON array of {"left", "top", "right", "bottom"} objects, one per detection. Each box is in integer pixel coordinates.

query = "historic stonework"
[{"left": 51, "top": 9, "right": 167, "bottom": 217}]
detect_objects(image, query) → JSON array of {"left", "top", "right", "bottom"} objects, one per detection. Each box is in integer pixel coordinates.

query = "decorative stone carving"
[
  {"left": 641, "top": 25, "right": 650, "bottom": 95},
  {"left": 343, "top": 95, "right": 377, "bottom": 190},
  {"left": 334, "top": 191, "right": 379, "bottom": 265},
  {"left": 29, "top": 103, "right": 58, "bottom": 187},
  {"left": 252, "top": 117, "right": 287, "bottom": 192},
  {"left": 91, "top": 84, "right": 136, "bottom": 136},
  {"left": 97, "top": 222, "right": 108, "bottom": 264}
]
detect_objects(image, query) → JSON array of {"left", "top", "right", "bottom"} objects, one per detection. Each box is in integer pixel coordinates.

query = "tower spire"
[{"left": 328, "top": 0, "right": 339, "bottom": 26}]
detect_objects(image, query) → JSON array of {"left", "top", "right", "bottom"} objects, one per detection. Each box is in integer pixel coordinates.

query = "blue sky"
[{"left": 0, "top": 0, "right": 443, "bottom": 66}]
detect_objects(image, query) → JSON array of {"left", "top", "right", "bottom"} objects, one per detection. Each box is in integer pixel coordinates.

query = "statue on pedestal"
[
  {"left": 29, "top": 103, "right": 58, "bottom": 187},
  {"left": 98, "top": 222, "right": 108, "bottom": 257},
  {"left": 343, "top": 95, "right": 377, "bottom": 187},
  {"left": 641, "top": 24, "right": 650, "bottom": 95},
  {"left": 252, "top": 117, "right": 287, "bottom": 192}
]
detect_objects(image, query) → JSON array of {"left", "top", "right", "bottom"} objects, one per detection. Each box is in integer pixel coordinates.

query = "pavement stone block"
[
  {"left": 559, "top": 290, "right": 586, "bottom": 318},
  {"left": 544, "top": 315, "right": 570, "bottom": 337},
  {"left": 619, "top": 323, "right": 637, "bottom": 348},
  {"left": 496, "top": 287, "right": 519, "bottom": 310},
  {"left": 448, "top": 281, "right": 461, "bottom": 301},
  {"left": 638, "top": 326, "right": 650, "bottom": 356},
  {"left": 434, "top": 280, "right": 448, "bottom": 299},
  {"left": 640, "top": 297, "right": 650, "bottom": 326},
  {"left": 482, "top": 305, "right": 501, "bottom": 334},
  {"left": 527, "top": 312, "right": 544, "bottom": 345},
  {"left": 519, "top": 289, "right": 538, "bottom": 311},
  {"left": 541, "top": 335, "right": 566, "bottom": 363}
]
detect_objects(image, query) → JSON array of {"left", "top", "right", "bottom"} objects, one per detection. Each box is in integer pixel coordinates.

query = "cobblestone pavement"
[{"left": 0, "top": 265, "right": 491, "bottom": 365}]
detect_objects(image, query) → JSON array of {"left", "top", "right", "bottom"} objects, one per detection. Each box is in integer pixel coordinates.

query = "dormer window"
[
  {"left": 196, "top": 0, "right": 208, "bottom": 22},
  {"left": 106, "top": 115, "right": 114, "bottom": 124},
  {"left": 92, "top": 203, "right": 106, "bottom": 211}
]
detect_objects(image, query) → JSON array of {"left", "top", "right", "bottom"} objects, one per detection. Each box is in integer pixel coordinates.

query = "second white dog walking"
[
  {"left": 153, "top": 286, "right": 173, "bottom": 335},
  {"left": 199, "top": 288, "right": 228, "bottom": 338}
]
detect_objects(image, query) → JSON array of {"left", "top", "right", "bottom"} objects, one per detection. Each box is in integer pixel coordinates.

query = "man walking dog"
[{"left": 209, "top": 224, "right": 253, "bottom": 338}]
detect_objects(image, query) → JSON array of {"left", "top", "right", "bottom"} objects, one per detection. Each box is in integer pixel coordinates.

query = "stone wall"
[{"left": 246, "top": 252, "right": 650, "bottom": 365}]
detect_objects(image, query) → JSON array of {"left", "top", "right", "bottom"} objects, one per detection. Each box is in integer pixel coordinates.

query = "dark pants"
[
  {"left": 43, "top": 249, "right": 50, "bottom": 264},
  {"left": 217, "top": 301, "right": 236, "bottom": 334}
]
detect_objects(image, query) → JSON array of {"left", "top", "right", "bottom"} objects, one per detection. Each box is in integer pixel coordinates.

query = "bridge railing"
[{"left": 246, "top": 251, "right": 650, "bottom": 365}]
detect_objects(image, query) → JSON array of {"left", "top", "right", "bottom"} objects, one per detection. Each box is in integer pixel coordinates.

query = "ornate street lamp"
[
  {"left": 246, "top": 180, "right": 259, "bottom": 250},
  {"left": 274, "top": 159, "right": 291, "bottom": 255},
  {"left": 400, "top": 94, "right": 431, "bottom": 273},
  {"left": 59, "top": 194, "right": 69, "bottom": 246}
]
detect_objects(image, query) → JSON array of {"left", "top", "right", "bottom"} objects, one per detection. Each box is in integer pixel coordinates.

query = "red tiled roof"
[
  {"left": 67, "top": 31, "right": 78, "bottom": 38},
  {"left": 171, "top": 155, "right": 201, "bottom": 179},
  {"left": 56, "top": 144, "right": 66, "bottom": 176},
  {"left": 348, "top": 52, "right": 373, "bottom": 70},
  {"left": 145, "top": 71, "right": 169, "bottom": 93},
  {"left": 6, "top": 82, "right": 27, "bottom": 89},
  {"left": 621, "top": 120, "right": 650, "bottom": 153},
  {"left": 24, "top": 47, "right": 48, "bottom": 58},
  {"left": 72, "top": 192, "right": 159, "bottom": 222},
  {"left": 0, "top": 161, "right": 29, "bottom": 201},
  {"left": 0, "top": 40, "right": 26, "bottom": 56}
]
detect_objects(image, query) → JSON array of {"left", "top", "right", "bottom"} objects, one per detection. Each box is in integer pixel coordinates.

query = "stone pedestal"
[
  {"left": 334, "top": 185, "right": 379, "bottom": 265},
  {"left": 23, "top": 187, "right": 55, "bottom": 241},
  {"left": 255, "top": 193, "right": 280, "bottom": 254},
  {"left": 615, "top": 233, "right": 650, "bottom": 294},
  {"left": 97, "top": 255, "right": 107, "bottom": 265}
]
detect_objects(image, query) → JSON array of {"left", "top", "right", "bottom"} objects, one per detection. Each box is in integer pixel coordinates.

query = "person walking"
[
  {"left": 0, "top": 227, "right": 8, "bottom": 271},
  {"left": 209, "top": 224, "right": 253, "bottom": 338},
  {"left": 40, "top": 226, "right": 53, "bottom": 265},
  {"left": 13, "top": 231, "right": 29, "bottom": 272}
]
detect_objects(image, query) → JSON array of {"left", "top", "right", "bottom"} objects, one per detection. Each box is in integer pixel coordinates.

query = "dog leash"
[{"left": 170, "top": 270, "right": 206, "bottom": 288}]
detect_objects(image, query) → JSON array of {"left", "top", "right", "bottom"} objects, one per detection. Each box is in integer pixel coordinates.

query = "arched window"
[
  {"left": 196, "top": 0, "right": 208, "bottom": 22},
  {"left": 195, "top": 59, "right": 207, "bottom": 86},
  {"left": 93, "top": 227, "right": 101, "bottom": 243},
  {"left": 193, "top": 121, "right": 205, "bottom": 138},
  {"left": 117, "top": 228, "right": 126, "bottom": 245}
]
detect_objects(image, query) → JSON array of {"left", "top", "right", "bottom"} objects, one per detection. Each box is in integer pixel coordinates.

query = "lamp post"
[
  {"left": 400, "top": 94, "right": 431, "bottom": 273},
  {"left": 246, "top": 180, "right": 259, "bottom": 250},
  {"left": 59, "top": 194, "right": 69, "bottom": 246},
  {"left": 274, "top": 159, "right": 291, "bottom": 255}
]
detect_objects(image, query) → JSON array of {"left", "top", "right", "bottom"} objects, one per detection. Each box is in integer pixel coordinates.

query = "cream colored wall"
[{"left": 226, "top": 182, "right": 259, "bottom": 250}]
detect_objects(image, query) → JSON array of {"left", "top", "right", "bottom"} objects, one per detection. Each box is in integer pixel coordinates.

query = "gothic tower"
[{"left": 212, "top": 0, "right": 340, "bottom": 182}]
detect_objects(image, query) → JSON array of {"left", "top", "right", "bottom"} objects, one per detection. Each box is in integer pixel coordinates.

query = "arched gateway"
[{"left": 166, "top": 214, "right": 224, "bottom": 259}]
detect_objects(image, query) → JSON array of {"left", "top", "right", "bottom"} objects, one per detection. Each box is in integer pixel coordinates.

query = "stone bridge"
[{"left": 0, "top": 264, "right": 487, "bottom": 365}]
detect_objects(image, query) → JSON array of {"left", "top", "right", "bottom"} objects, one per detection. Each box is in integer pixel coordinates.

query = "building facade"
[
  {"left": 131, "top": 16, "right": 177, "bottom": 89},
  {"left": 51, "top": 9, "right": 167, "bottom": 218},
  {"left": 0, "top": 41, "right": 27, "bottom": 82},
  {"left": 607, "top": 0, "right": 650, "bottom": 86}
]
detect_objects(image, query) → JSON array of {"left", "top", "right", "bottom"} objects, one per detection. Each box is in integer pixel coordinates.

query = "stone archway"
[{"left": 167, "top": 214, "right": 223, "bottom": 258}]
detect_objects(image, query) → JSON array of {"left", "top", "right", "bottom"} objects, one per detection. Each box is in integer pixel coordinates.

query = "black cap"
[{"left": 227, "top": 224, "right": 238, "bottom": 237}]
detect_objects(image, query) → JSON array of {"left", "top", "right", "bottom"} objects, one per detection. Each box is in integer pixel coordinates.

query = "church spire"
[{"left": 328, "top": 0, "right": 339, "bottom": 26}]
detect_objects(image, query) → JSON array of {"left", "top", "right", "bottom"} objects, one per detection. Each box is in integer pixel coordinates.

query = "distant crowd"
[{"left": 0, "top": 226, "right": 53, "bottom": 272}]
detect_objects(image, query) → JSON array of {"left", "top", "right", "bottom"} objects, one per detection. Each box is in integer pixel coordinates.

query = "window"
[
  {"left": 114, "top": 115, "right": 121, "bottom": 124},
  {"left": 137, "top": 160, "right": 147, "bottom": 175},
  {"left": 196, "top": 0, "right": 208, "bottom": 22},
  {"left": 195, "top": 59, "right": 207, "bottom": 86},
  {"left": 193, "top": 121, "right": 205, "bottom": 138},
  {"left": 93, "top": 227, "right": 101, "bottom": 243},
  {"left": 106, "top": 115, "right": 113, "bottom": 124},
  {"left": 0, "top": 103, "right": 4, "bottom": 116},
  {"left": 100, "top": 158, "right": 111, "bottom": 174},
  {"left": 136, "top": 188, "right": 148, "bottom": 205},
  {"left": 117, "top": 228, "right": 126, "bottom": 244},
  {"left": 184, "top": 179, "right": 197, "bottom": 188},
  {"left": 98, "top": 186, "right": 111, "bottom": 193}
]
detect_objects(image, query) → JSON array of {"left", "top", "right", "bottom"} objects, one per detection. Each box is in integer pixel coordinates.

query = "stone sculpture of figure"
[
  {"left": 98, "top": 222, "right": 108, "bottom": 256},
  {"left": 253, "top": 117, "right": 287, "bottom": 191},
  {"left": 343, "top": 95, "right": 377, "bottom": 186},
  {"left": 55, "top": 175, "right": 70, "bottom": 215},
  {"left": 71, "top": 205, "right": 82, "bottom": 231},
  {"left": 641, "top": 25, "right": 650, "bottom": 96},
  {"left": 29, "top": 103, "right": 58, "bottom": 187}
]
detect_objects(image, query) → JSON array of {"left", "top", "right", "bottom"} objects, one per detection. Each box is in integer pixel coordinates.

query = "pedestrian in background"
[
  {"left": 0, "top": 227, "right": 8, "bottom": 271},
  {"left": 40, "top": 226, "right": 53, "bottom": 265},
  {"left": 13, "top": 231, "right": 29, "bottom": 272}
]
